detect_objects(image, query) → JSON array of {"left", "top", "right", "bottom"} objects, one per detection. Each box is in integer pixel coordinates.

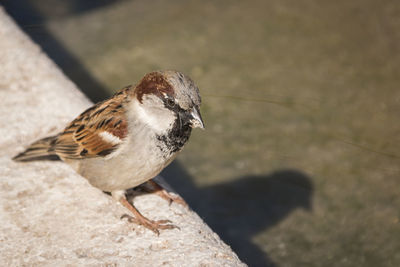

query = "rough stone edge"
[{"left": 0, "top": 7, "right": 245, "bottom": 266}]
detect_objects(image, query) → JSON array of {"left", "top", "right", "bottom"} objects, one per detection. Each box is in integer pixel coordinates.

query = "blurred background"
[{"left": 2, "top": 0, "right": 399, "bottom": 266}]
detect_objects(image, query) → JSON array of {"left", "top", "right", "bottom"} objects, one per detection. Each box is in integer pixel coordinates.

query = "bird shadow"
[
  {"left": 162, "top": 162, "right": 314, "bottom": 267},
  {"left": 3, "top": 2, "right": 314, "bottom": 266}
]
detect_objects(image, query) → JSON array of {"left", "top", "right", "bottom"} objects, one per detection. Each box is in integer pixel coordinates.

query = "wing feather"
[{"left": 54, "top": 88, "right": 130, "bottom": 159}]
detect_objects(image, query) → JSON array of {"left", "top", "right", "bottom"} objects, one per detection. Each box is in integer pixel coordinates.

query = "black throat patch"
[{"left": 156, "top": 115, "right": 192, "bottom": 156}]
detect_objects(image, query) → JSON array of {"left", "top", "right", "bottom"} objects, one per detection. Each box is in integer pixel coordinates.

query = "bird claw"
[
  {"left": 163, "top": 192, "right": 188, "bottom": 207},
  {"left": 121, "top": 214, "right": 138, "bottom": 223},
  {"left": 143, "top": 180, "right": 189, "bottom": 208},
  {"left": 120, "top": 214, "right": 179, "bottom": 235}
]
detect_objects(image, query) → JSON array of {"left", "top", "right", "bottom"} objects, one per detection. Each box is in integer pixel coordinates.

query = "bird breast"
[{"left": 73, "top": 126, "right": 178, "bottom": 192}]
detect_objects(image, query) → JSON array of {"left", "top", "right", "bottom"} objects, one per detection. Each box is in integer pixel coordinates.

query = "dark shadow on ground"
[
  {"left": 1, "top": 0, "right": 120, "bottom": 102},
  {"left": 162, "top": 162, "right": 314, "bottom": 267},
  {"left": 3, "top": 2, "right": 315, "bottom": 265}
]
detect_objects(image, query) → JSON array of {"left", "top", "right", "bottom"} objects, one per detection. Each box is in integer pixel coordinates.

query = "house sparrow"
[{"left": 13, "top": 70, "right": 204, "bottom": 234}]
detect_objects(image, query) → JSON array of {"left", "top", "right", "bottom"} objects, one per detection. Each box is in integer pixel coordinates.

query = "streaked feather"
[{"left": 14, "top": 87, "right": 131, "bottom": 161}]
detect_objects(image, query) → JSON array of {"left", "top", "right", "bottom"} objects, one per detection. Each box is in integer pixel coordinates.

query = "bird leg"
[
  {"left": 144, "top": 180, "right": 188, "bottom": 207},
  {"left": 118, "top": 197, "right": 178, "bottom": 235}
]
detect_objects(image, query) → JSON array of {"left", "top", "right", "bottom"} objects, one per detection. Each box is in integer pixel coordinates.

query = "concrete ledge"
[{"left": 0, "top": 8, "right": 244, "bottom": 266}]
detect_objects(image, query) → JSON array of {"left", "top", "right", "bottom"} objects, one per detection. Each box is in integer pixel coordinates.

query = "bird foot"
[
  {"left": 157, "top": 190, "right": 188, "bottom": 207},
  {"left": 118, "top": 197, "right": 179, "bottom": 235},
  {"left": 145, "top": 180, "right": 188, "bottom": 208},
  {"left": 121, "top": 214, "right": 179, "bottom": 235}
]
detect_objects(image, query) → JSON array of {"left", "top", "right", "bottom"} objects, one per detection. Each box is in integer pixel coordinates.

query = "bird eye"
[{"left": 166, "top": 98, "right": 175, "bottom": 108}]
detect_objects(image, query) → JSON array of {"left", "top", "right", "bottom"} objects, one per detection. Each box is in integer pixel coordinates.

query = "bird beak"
[{"left": 189, "top": 106, "right": 205, "bottom": 129}]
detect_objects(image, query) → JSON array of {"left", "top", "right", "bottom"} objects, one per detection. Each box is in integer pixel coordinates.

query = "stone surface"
[{"left": 0, "top": 7, "right": 244, "bottom": 266}]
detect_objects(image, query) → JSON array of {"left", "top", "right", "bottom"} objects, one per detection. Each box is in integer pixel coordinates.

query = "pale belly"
[{"left": 66, "top": 139, "right": 177, "bottom": 192}]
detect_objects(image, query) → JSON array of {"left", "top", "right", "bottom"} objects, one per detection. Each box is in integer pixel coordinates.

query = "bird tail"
[{"left": 13, "top": 135, "right": 59, "bottom": 162}]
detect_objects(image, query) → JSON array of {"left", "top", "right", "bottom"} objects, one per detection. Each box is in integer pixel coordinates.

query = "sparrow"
[{"left": 13, "top": 70, "right": 204, "bottom": 234}]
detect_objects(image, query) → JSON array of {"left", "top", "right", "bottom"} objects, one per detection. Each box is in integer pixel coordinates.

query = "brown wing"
[{"left": 53, "top": 88, "right": 131, "bottom": 159}]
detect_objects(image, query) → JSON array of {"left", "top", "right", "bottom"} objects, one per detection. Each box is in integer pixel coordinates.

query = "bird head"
[{"left": 131, "top": 71, "right": 204, "bottom": 135}]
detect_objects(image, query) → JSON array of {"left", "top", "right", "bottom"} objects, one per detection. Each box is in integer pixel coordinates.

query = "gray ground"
[{"left": 3, "top": 0, "right": 400, "bottom": 266}]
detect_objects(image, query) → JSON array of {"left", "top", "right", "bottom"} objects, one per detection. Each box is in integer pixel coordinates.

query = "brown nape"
[{"left": 135, "top": 72, "right": 175, "bottom": 103}]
